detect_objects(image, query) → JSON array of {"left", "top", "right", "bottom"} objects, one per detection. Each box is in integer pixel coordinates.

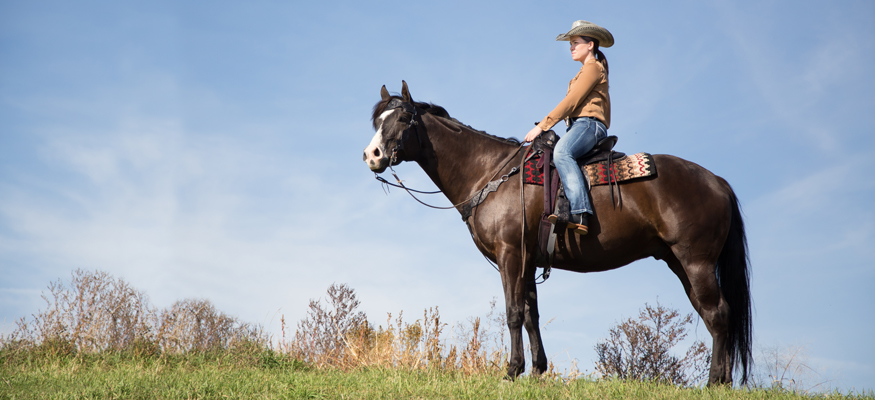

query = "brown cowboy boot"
[
  {"left": 547, "top": 213, "right": 589, "bottom": 235},
  {"left": 570, "top": 213, "right": 589, "bottom": 235}
]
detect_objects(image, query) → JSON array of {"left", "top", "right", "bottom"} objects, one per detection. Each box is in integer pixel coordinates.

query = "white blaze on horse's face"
[{"left": 364, "top": 109, "right": 395, "bottom": 172}]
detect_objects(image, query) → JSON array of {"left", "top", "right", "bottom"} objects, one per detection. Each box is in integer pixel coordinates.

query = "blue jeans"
[{"left": 553, "top": 117, "right": 607, "bottom": 215}]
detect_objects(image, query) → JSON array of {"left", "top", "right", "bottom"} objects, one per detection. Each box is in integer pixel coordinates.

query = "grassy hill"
[
  {"left": 2, "top": 350, "right": 871, "bottom": 400},
  {"left": 2, "top": 271, "right": 871, "bottom": 399}
]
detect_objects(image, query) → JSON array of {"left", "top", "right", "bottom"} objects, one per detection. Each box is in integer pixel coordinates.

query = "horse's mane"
[{"left": 371, "top": 96, "right": 521, "bottom": 146}]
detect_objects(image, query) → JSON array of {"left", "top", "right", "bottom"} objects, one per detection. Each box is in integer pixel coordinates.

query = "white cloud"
[
  {"left": 713, "top": 1, "right": 873, "bottom": 154},
  {"left": 747, "top": 154, "right": 875, "bottom": 254},
  {"left": 0, "top": 110, "right": 508, "bottom": 343}
]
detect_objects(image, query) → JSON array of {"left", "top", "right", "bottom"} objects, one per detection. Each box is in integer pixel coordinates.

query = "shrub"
[
  {"left": 1, "top": 269, "right": 267, "bottom": 357},
  {"left": 158, "top": 298, "right": 266, "bottom": 354},
  {"left": 594, "top": 302, "right": 711, "bottom": 386},
  {"left": 288, "top": 283, "right": 366, "bottom": 366}
]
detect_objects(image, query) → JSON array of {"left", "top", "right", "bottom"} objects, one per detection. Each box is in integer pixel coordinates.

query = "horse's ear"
[
  {"left": 401, "top": 80, "right": 412, "bottom": 103},
  {"left": 380, "top": 85, "right": 390, "bottom": 101}
]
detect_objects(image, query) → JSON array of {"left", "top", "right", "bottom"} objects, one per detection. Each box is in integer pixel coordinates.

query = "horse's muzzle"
[{"left": 363, "top": 146, "right": 389, "bottom": 172}]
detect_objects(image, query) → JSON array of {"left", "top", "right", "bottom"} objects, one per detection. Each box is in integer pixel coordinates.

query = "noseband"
[{"left": 384, "top": 98, "right": 423, "bottom": 164}]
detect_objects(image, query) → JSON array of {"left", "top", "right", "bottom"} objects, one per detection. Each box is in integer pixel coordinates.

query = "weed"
[{"left": 750, "top": 343, "right": 833, "bottom": 394}]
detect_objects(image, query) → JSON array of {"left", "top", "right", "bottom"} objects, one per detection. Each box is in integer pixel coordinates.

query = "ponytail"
[
  {"left": 581, "top": 36, "right": 609, "bottom": 76},
  {"left": 595, "top": 48, "right": 609, "bottom": 76}
]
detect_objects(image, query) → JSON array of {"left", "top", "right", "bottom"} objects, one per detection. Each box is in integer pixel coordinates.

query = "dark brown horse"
[{"left": 363, "top": 82, "right": 751, "bottom": 386}]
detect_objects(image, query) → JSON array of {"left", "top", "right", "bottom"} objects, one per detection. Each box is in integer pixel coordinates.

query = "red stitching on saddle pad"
[{"left": 523, "top": 156, "right": 543, "bottom": 185}]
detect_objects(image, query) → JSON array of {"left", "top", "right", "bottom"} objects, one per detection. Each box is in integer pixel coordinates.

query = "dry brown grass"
[
  {"left": 279, "top": 283, "right": 508, "bottom": 375},
  {"left": 2, "top": 271, "right": 510, "bottom": 377}
]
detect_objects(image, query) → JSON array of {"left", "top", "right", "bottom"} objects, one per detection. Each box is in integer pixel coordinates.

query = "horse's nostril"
[
  {"left": 373, "top": 148, "right": 381, "bottom": 157},
  {"left": 362, "top": 151, "right": 367, "bottom": 161}
]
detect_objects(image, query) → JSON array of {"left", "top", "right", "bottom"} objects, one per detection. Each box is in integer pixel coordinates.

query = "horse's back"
[{"left": 552, "top": 154, "right": 734, "bottom": 272}]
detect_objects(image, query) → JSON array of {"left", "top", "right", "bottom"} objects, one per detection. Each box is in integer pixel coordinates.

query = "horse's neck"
[{"left": 417, "top": 115, "right": 519, "bottom": 206}]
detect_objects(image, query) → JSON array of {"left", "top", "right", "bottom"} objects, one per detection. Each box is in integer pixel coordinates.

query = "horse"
[{"left": 362, "top": 81, "right": 752, "bottom": 386}]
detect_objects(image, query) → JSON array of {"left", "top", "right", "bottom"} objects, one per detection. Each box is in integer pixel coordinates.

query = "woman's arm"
[
  {"left": 535, "top": 62, "right": 602, "bottom": 132},
  {"left": 524, "top": 125, "right": 543, "bottom": 142}
]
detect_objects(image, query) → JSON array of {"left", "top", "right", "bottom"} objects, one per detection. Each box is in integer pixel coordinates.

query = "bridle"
[
  {"left": 383, "top": 98, "right": 423, "bottom": 166},
  {"left": 374, "top": 99, "right": 450, "bottom": 202}
]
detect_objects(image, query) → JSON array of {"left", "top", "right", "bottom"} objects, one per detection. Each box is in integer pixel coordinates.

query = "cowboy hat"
[{"left": 555, "top": 20, "right": 614, "bottom": 48}]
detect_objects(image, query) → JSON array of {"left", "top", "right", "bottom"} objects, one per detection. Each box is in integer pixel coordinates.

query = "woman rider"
[{"left": 524, "top": 20, "right": 613, "bottom": 236}]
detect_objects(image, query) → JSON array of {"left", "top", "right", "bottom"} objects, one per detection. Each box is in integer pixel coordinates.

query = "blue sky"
[{"left": 1, "top": 0, "right": 873, "bottom": 391}]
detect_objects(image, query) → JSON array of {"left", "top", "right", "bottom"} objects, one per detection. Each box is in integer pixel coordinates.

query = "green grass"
[{"left": 1, "top": 351, "right": 872, "bottom": 400}]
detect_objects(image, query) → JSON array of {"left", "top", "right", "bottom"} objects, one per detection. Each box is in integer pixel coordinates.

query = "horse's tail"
[{"left": 716, "top": 185, "right": 753, "bottom": 384}]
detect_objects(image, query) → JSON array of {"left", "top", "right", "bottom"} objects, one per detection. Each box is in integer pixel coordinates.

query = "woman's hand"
[{"left": 524, "top": 126, "right": 543, "bottom": 143}]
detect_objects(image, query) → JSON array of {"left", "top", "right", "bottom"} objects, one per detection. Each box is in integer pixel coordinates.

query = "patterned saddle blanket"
[{"left": 523, "top": 152, "right": 657, "bottom": 186}]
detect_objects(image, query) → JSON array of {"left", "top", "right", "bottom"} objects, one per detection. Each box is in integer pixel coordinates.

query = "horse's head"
[{"left": 364, "top": 81, "right": 434, "bottom": 173}]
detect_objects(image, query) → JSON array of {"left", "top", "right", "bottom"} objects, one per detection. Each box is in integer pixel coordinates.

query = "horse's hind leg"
[{"left": 665, "top": 252, "right": 733, "bottom": 385}]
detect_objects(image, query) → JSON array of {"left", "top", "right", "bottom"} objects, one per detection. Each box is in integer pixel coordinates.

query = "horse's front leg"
[
  {"left": 524, "top": 278, "right": 548, "bottom": 375},
  {"left": 498, "top": 247, "right": 527, "bottom": 379}
]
